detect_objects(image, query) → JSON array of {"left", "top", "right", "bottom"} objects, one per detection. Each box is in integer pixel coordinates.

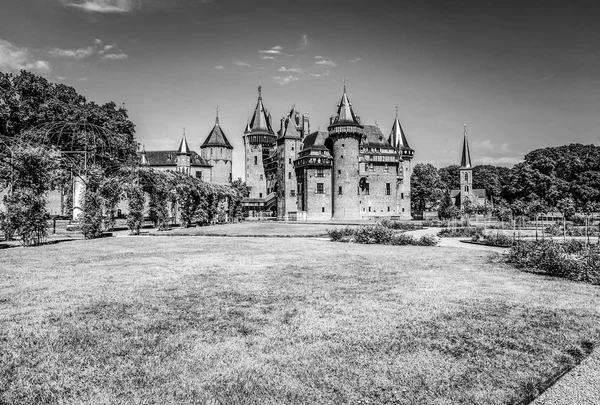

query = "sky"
[{"left": 1, "top": 0, "right": 599, "bottom": 179}]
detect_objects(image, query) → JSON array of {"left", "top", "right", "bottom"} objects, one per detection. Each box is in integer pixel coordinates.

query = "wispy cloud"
[
  {"left": 49, "top": 46, "right": 94, "bottom": 60},
  {"left": 101, "top": 52, "right": 128, "bottom": 60},
  {"left": 61, "top": 0, "right": 140, "bottom": 13},
  {"left": 0, "top": 40, "right": 51, "bottom": 74},
  {"left": 348, "top": 57, "right": 362, "bottom": 63},
  {"left": 315, "top": 55, "right": 323, "bottom": 59},
  {"left": 260, "top": 55, "right": 275, "bottom": 60},
  {"left": 76, "top": 77, "right": 88, "bottom": 81},
  {"left": 273, "top": 75, "right": 299, "bottom": 85},
  {"left": 259, "top": 45, "right": 283, "bottom": 55},
  {"left": 316, "top": 58, "right": 336, "bottom": 67},
  {"left": 213, "top": 65, "right": 224, "bottom": 70},
  {"left": 310, "top": 71, "right": 331, "bottom": 78},
  {"left": 233, "top": 61, "right": 252, "bottom": 68},
  {"left": 278, "top": 67, "right": 303, "bottom": 73}
]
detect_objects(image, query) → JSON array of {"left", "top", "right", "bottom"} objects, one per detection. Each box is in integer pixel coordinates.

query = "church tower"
[
  {"left": 459, "top": 124, "right": 473, "bottom": 208},
  {"left": 389, "top": 107, "right": 414, "bottom": 219},
  {"left": 326, "top": 83, "right": 364, "bottom": 220},
  {"left": 243, "top": 86, "right": 276, "bottom": 199},
  {"left": 201, "top": 106, "right": 233, "bottom": 184},
  {"left": 176, "top": 129, "right": 191, "bottom": 175}
]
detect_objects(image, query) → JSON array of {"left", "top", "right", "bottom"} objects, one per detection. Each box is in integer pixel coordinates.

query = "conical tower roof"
[
  {"left": 249, "top": 86, "right": 274, "bottom": 135},
  {"left": 140, "top": 145, "right": 149, "bottom": 165},
  {"left": 330, "top": 82, "right": 361, "bottom": 128},
  {"left": 201, "top": 106, "right": 233, "bottom": 149},
  {"left": 389, "top": 107, "right": 413, "bottom": 151},
  {"left": 460, "top": 124, "right": 472, "bottom": 169},
  {"left": 177, "top": 129, "right": 191, "bottom": 155}
]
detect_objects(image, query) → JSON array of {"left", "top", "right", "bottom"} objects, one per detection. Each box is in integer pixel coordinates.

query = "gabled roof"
[
  {"left": 460, "top": 124, "right": 472, "bottom": 168},
  {"left": 450, "top": 189, "right": 487, "bottom": 199},
  {"left": 201, "top": 113, "right": 233, "bottom": 149},
  {"left": 141, "top": 150, "right": 211, "bottom": 167},
  {"left": 389, "top": 110, "right": 413, "bottom": 151},
  {"left": 330, "top": 85, "right": 361, "bottom": 127},
  {"left": 177, "top": 135, "right": 191, "bottom": 155},
  {"left": 249, "top": 86, "right": 275, "bottom": 135}
]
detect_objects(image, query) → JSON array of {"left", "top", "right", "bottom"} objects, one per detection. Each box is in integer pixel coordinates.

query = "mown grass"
[
  {"left": 1, "top": 237, "right": 599, "bottom": 404},
  {"left": 158, "top": 221, "right": 363, "bottom": 237}
]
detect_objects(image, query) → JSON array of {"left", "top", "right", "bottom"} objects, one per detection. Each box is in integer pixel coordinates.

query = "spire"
[
  {"left": 248, "top": 85, "right": 274, "bottom": 135},
  {"left": 460, "top": 124, "right": 472, "bottom": 169},
  {"left": 215, "top": 105, "right": 219, "bottom": 125},
  {"left": 389, "top": 109, "right": 412, "bottom": 151},
  {"left": 244, "top": 120, "right": 251, "bottom": 134},
  {"left": 177, "top": 127, "right": 191, "bottom": 155},
  {"left": 202, "top": 110, "right": 233, "bottom": 149},
  {"left": 140, "top": 144, "right": 149, "bottom": 166},
  {"left": 330, "top": 81, "right": 361, "bottom": 128}
]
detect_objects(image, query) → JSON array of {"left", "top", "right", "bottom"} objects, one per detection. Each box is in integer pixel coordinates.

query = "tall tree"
[{"left": 411, "top": 163, "right": 443, "bottom": 212}]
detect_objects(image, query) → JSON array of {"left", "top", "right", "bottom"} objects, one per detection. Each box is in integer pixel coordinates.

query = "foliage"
[
  {"left": 471, "top": 232, "right": 514, "bottom": 247},
  {"left": 0, "top": 145, "right": 60, "bottom": 245},
  {"left": 80, "top": 168, "right": 104, "bottom": 239},
  {"left": 99, "top": 176, "right": 122, "bottom": 231},
  {"left": 438, "top": 227, "right": 483, "bottom": 238},
  {"left": 410, "top": 163, "right": 443, "bottom": 212},
  {"left": 438, "top": 165, "right": 460, "bottom": 191},
  {"left": 379, "top": 219, "right": 421, "bottom": 230},
  {"left": 125, "top": 182, "right": 145, "bottom": 235},
  {"left": 327, "top": 225, "right": 439, "bottom": 246},
  {"left": 506, "top": 240, "right": 600, "bottom": 285}
]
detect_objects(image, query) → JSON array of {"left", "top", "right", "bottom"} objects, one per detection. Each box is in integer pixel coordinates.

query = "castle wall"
[
  {"left": 303, "top": 167, "right": 332, "bottom": 220},
  {"left": 244, "top": 141, "right": 268, "bottom": 199},
  {"left": 202, "top": 147, "right": 232, "bottom": 184},
  {"left": 277, "top": 138, "right": 301, "bottom": 219},
  {"left": 359, "top": 164, "right": 400, "bottom": 217},
  {"left": 398, "top": 159, "right": 412, "bottom": 219},
  {"left": 332, "top": 134, "right": 362, "bottom": 220}
]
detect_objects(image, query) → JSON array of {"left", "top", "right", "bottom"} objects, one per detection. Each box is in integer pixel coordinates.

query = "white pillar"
[{"left": 72, "top": 175, "right": 85, "bottom": 221}]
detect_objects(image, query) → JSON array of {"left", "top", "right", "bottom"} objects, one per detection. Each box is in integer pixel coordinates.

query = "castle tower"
[
  {"left": 326, "top": 83, "right": 365, "bottom": 220},
  {"left": 277, "top": 106, "right": 303, "bottom": 219},
  {"left": 243, "top": 86, "right": 276, "bottom": 199},
  {"left": 201, "top": 106, "right": 233, "bottom": 184},
  {"left": 459, "top": 124, "right": 473, "bottom": 208},
  {"left": 389, "top": 107, "right": 414, "bottom": 219},
  {"left": 176, "top": 128, "right": 191, "bottom": 175}
]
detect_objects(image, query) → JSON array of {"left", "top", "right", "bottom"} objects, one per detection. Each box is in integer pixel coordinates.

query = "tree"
[
  {"left": 438, "top": 165, "right": 460, "bottom": 191},
  {"left": 411, "top": 163, "right": 443, "bottom": 212}
]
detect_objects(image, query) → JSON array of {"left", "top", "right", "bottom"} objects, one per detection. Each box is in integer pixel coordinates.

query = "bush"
[
  {"left": 327, "top": 226, "right": 439, "bottom": 247},
  {"left": 438, "top": 227, "right": 483, "bottom": 238},
  {"left": 506, "top": 240, "right": 600, "bottom": 285},
  {"left": 380, "top": 219, "right": 421, "bottom": 231},
  {"left": 472, "top": 232, "right": 514, "bottom": 247},
  {"left": 1, "top": 190, "right": 49, "bottom": 246},
  {"left": 416, "top": 234, "right": 439, "bottom": 246}
]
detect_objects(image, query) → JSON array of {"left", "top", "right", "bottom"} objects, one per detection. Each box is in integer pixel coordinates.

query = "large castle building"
[{"left": 242, "top": 86, "right": 415, "bottom": 220}]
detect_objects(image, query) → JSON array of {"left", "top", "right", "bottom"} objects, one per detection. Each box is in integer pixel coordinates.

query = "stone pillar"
[{"left": 72, "top": 175, "right": 85, "bottom": 221}]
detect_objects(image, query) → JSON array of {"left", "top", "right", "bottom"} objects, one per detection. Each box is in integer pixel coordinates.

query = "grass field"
[{"left": 1, "top": 236, "right": 599, "bottom": 404}]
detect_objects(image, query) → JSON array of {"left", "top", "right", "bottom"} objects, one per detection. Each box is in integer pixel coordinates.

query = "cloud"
[
  {"left": 76, "top": 77, "right": 88, "bottom": 81},
  {"left": 49, "top": 46, "right": 94, "bottom": 60},
  {"left": 310, "top": 71, "right": 331, "bottom": 78},
  {"left": 473, "top": 139, "right": 510, "bottom": 153},
  {"left": 278, "top": 67, "right": 303, "bottom": 73},
  {"left": 316, "top": 59, "right": 336, "bottom": 67},
  {"left": 61, "top": 0, "right": 140, "bottom": 13},
  {"left": 0, "top": 40, "right": 51, "bottom": 74},
  {"left": 233, "top": 61, "right": 252, "bottom": 68},
  {"left": 260, "top": 55, "right": 275, "bottom": 60},
  {"left": 55, "top": 76, "right": 67, "bottom": 81},
  {"left": 315, "top": 55, "right": 323, "bottom": 59},
  {"left": 348, "top": 57, "right": 362, "bottom": 63},
  {"left": 101, "top": 52, "right": 128, "bottom": 60},
  {"left": 213, "top": 65, "right": 224, "bottom": 70},
  {"left": 273, "top": 75, "right": 299, "bottom": 85},
  {"left": 259, "top": 46, "right": 283, "bottom": 55}
]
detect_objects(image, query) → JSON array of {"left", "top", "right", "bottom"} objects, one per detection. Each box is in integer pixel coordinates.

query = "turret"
[
  {"left": 326, "top": 82, "right": 365, "bottom": 220},
  {"left": 176, "top": 128, "right": 191, "bottom": 174},
  {"left": 201, "top": 106, "right": 233, "bottom": 183}
]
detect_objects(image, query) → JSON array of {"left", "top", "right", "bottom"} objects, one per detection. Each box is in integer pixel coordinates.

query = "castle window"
[
  {"left": 254, "top": 156, "right": 258, "bottom": 165},
  {"left": 322, "top": 207, "right": 325, "bottom": 212},
  {"left": 466, "top": 185, "right": 469, "bottom": 192},
  {"left": 369, "top": 163, "right": 374, "bottom": 172},
  {"left": 368, "top": 207, "right": 371, "bottom": 212},
  {"left": 196, "top": 172, "right": 202, "bottom": 179},
  {"left": 289, "top": 158, "right": 292, "bottom": 164},
  {"left": 402, "top": 208, "right": 405, "bottom": 212},
  {"left": 342, "top": 144, "right": 345, "bottom": 147},
  {"left": 338, "top": 186, "right": 343, "bottom": 195},
  {"left": 291, "top": 147, "right": 294, "bottom": 151},
  {"left": 386, "top": 183, "right": 391, "bottom": 195},
  {"left": 316, "top": 183, "right": 324, "bottom": 194},
  {"left": 290, "top": 190, "right": 296, "bottom": 197},
  {"left": 337, "top": 170, "right": 341, "bottom": 179},
  {"left": 341, "top": 155, "right": 344, "bottom": 159},
  {"left": 385, "top": 164, "right": 389, "bottom": 172},
  {"left": 259, "top": 193, "right": 263, "bottom": 198},
  {"left": 464, "top": 173, "right": 468, "bottom": 181},
  {"left": 365, "top": 182, "right": 370, "bottom": 195},
  {"left": 260, "top": 174, "right": 263, "bottom": 180},
  {"left": 288, "top": 172, "right": 292, "bottom": 179},
  {"left": 401, "top": 192, "right": 404, "bottom": 199},
  {"left": 317, "top": 168, "right": 324, "bottom": 177},
  {"left": 387, "top": 206, "right": 390, "bottom": 212}
]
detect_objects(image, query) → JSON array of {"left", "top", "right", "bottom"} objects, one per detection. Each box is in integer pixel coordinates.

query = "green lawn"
[{"left": 1, "top": 236, "right": 599, "bottom": 404}]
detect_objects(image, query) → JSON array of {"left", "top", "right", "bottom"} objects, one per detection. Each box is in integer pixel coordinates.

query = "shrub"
[
  {"left": 1, "top": 190, "right": 49, "bottom": 246},
  {"left": 125, "top": 183, "right": 145, "bottom": 235},
  {"left": 506, "top": 240, "right": 600, "bottom": 285},
  {"left": 327, "top": 226, "right": 354, "bottom": 242},
  {"left": 389, "top": 233, "right": 416, "bottom": 245},
  {"left": 416, "top": 234, "right": 439, "bottom": 246},
  {"left": 472, "top": 233, "right": 514, "bottom": 247},
  {"left": 327, "top": 226, "right": 439, "bottom": 247},
  {"left": 438, "top": 227, "right": 483, "bottom": 238},
  {"left": 353, "top": 225, "right": 393, "bottom": 244},
  {"left": 380, "top": 219, "right": 421, "bottom": 231}
]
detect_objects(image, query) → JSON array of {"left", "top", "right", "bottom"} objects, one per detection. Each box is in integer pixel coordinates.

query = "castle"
[{"left": 241, "top": 85, "right": 414, "bottom": 220}]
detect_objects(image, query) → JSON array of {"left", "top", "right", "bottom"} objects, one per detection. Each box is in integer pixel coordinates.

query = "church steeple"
[{"left": 460, "top": 124, "right": 472, "bottom": 169}]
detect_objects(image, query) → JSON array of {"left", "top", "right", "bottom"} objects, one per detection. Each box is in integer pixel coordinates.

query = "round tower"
[
  {"left": 201, "top": 106, "right": 233, "bottom": 184},
  {"left": 327, "top": 84, "right": 364, "bottom": 220}
]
